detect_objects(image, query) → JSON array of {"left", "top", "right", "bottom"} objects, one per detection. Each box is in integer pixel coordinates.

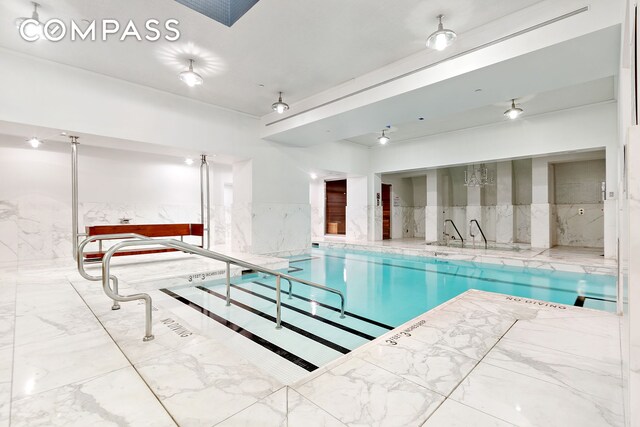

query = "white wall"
[{"left": 0, "top": 135, "right": 234, "bottom": 263}]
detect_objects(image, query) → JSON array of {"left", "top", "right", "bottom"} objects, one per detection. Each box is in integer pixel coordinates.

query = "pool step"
[{"left": 161, "top": 281, "right": 386, "bottom": 371}]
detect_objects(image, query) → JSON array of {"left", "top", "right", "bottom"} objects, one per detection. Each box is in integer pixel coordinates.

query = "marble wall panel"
[
  {"left": 555, "top": 204, "right": 604, "bottom": 248},
  {"left": 346, "top": 205, "right": 368, "bottom": 241},
  {"left": 251, "top": 203, "right": 311, "bottom": 255},
  {"left": 495, "top": 205, "right": 514, "bottom": 244},
  {"left": 0, "top": 201, "right": 18, "bottom": 264},
  {"left": 413, "top": 207, "right": 425, "bottom": 238},
  {"left": 515, "top": 205, "right": 531, "bottom": 244}
]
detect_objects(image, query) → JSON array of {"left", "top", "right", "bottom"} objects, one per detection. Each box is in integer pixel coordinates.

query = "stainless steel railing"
[
  {"left": 469, "top": 219, "right": 488, "bottom": 249},
  {"left": 77, "top": 234, "right": 346, "bottom": 341},
  {"left": 443, "top": 219, "right": 464, "bottom": 247}
]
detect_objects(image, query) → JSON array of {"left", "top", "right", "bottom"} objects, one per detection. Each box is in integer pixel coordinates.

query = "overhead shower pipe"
[{"left": 200, "top": 155, "right": 211, "bottom": 249}]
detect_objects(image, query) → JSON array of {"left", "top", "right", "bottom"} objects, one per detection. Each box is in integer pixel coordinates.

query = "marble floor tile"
[
  {"left": 408, "top": 320, "right": 502, "bottom": 361},
  {"left": 450, "top": 363, "right": 623, "bottom": 427},
  {"left": 136, "top": 340, "right": 282, "bottom": 427},
  {"left": 12, "top": 329, "right": 129, "bottom": 400},
  {"left": 0, "top": 347, "right": 12, "bottom": 427},
  {"left": 526, "top": 314, "right": 621, "bottom": 338},
  {"left": 0, "top": 314, "right": 14, "bottom": 349},
  {"left": 423, "top": 399, "right": 515, "bottom": 426},
  {"left": 361, "top": 337, "right": 478, "bottom": 396},
  {"left": 217, "top": 387, "right": 346, "bottom": 427},
  {"left": 296, "top": 357, "right": 445, "bottom": 427},
  {"left": 11, "top": 366, "right": 176, "bottom": 427},
  {"left": 14, "top": 308, "right": 104, "bottom": 347},
  {"left": 483, "top": 338, "right": 623, "bottom": 405},
  {"left": 15, "top": 286, "right": 87, "bottom": 315},
  {"left": 504, "top": 319, "right": 621, "bottom": 364}
]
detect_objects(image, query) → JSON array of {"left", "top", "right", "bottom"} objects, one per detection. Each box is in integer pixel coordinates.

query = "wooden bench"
[{"left": 84, "top": 223, "right": 204, "bottom": 260}]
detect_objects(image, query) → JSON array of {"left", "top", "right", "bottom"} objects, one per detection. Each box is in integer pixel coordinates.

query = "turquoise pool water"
[{"left": 265, "top": 248, "right": 617, "bottom": 327}]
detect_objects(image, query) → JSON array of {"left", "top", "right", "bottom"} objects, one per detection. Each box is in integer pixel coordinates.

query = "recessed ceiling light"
[
  {"left": 310, "top": 173, "right": 318, "bottom": 180},
  {"left": 184, "top": 158, "right": 194, "bottom": 165},
  {"left": 272, "top": 92, "right": 289, "bottom": 114},
  {"left": 15, "top": 2, "right": 43, "bottom": 40},
  {"left": 27, "top": 137, "right": 42, "bottom": 148},
  {"left": 426, "top": 15, "right": 457, "bottom": 51},
  {"left": 504, "top": 99, "right": 523, "bottom": 120},
  {"left": 60, "top": 131, "right": 67, "bottom": 136},
  {"left": 179, "top": 59, "right": 203, "bottom": 87},
  {"left": 378, "top": 130, "right": 390, "bottom": 145}
]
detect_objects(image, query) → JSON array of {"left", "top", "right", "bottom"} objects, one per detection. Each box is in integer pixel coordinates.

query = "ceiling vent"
[{"left": 175, "top": 0, "right": 260, "bottom": 27}]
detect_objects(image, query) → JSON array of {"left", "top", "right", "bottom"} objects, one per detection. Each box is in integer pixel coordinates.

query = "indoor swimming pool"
[{"left": 162, "top": 248, "right": 617, "bottom": 372}]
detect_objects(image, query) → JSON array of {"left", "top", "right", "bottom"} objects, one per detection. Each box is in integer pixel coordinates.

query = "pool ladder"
[
  {"left": 469, "top": 219, "right": 488, "bottom": 249},
  {"left": 76, "top": 233, "right": 346, "bottom": 341},
  {"left": 443, "top": 219, "right": 464, "bottom": 248}
]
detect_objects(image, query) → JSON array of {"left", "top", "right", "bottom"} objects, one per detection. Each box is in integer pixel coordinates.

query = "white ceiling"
[
  {"left": 0, "top": 0, "right": 544, "bottom": 116},
  {"left": 345, "top": 76, "right": 616, "bottom": 147}
]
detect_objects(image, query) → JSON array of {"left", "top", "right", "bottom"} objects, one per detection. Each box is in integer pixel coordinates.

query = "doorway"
[
  {"left": 382, "top": 183, "right": 391, "bottom": 239},
  {"left": 325, "top": 179, "right": 347, "bottom": 235}
]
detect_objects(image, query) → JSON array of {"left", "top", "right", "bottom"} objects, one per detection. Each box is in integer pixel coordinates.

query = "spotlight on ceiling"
[
  {"left": 310, "top": 173, "right": 318, "bottom": 180},
  {"left": 27, "top": 137, "right": 42, "bottom": 148},
  {"left": 504, "top": 99, "right": 523, "bottom": 120},
  {"left": 426, "top": 15, "right": 457, "bottom": 51},
  {"left": 378, "top": 130, "right": 390, "bottom": 145},
  {"left": 179, "top": 59, "right": 203, "bottom": 87},
  {"left": 15, "top": 2, "right": 43, "bottom": 40},
  {"left": 184, "top": 158, "right": 194, "bottom": 166},
  {"left": 271, "top": 92, "right": 289, "bottom": 114}
]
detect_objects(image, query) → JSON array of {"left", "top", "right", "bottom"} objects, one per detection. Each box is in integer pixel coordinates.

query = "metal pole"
[
  {"left": 200, "top": 155, "right": 211, "bottom": 249},
  {"left": 225, "top": 261, "right": 231, "bottom": 306},
  {"left": 70, "top": 136, "right": 80, "bottom": 260},
  {"left": 275, "top": 275, "right": 282, "bottom": 329}
]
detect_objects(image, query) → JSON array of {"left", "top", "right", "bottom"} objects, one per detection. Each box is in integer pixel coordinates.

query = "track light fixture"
[
  {"left": 504, "top": 99, "right": 523, "bottom": 120},
  {"left": 272, "top": 92, "right": 289, "bottom": 114},
  {"left": 378, "top": 130, "right": 390, "bottom": 145},
  {"left": 426, "top": 15, "right": 457, "bottom": 51},
  {"left": 179, "top": 59, "right": 203, "bottom": 87},
  {"left": 15, "top": 2, "right": 43, "bottom": 40}
]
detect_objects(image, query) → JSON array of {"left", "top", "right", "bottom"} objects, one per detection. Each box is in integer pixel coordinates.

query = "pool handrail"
[
  {"left": 443, "top": 219, "right": 465, "bottom": 248},
  {"left": 469, "top": 219, "right": 488, "bottom": 250},
  {"left": 77, "top": 233, "right": 346, "bottom": 341}
]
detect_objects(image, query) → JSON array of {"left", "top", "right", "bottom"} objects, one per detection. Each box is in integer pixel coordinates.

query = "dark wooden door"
[
  {"left": 325, "top": 179, "right": 347, "bottom": 235},
  {"left": 382, "top": 184, "right": 391, "bottom": 240}
]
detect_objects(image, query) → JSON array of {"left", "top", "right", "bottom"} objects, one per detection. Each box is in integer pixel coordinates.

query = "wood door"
[
  {"left": 325, "top": 179, "right": 347, "bottom": 235},
  {"left": 382, "top": 184, "right": 391, "bottom": 240}
]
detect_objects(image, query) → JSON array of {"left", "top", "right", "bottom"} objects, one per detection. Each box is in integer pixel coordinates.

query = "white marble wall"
[
  {"left": 231, "top": 203, "right": 310, "bottom": 256},
  {"left": 413, "top": 207, "right": 425, "bottom": 238},
  {"left": 555, "top": 204, "right": 604, "bottom": 248},
  {"left": 346, "top": 205, "right": 368, "bottom": 241},
  {"left": 425, "top": 206, "right": 442, "bottom": 242},
  {"left": 515, "top": 205, "right": 531, "bottom": 243},
  {"left": 368, "top": 204, "right": 382, "bottom": 241},
  {"left": 480, "top": 206, "right": 496, "bottom": 242},
  {"left": 530, "top": 203, "right": 552, "bottom": 248},
  {"left": 495, "top": 205, "right": 514, "bottom": 243},
  {"left": 0, "top": 196, "right": 219, "bottom": 263}
]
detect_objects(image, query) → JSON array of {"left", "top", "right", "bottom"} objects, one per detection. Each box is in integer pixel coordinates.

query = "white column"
[
  {"left": 530, "top": 157, "right": 553, "bottom": 248},
  {"left": 309, "top": 179, "right": 325, "bottom": 239},
  {"left": 425, "top": 169, "right": 443, "bottom": 242},
  {"left": 368, "top": 173, "right": 382, "bottom": 241},
  {"left": 495, "top": 161, "right": 515, "bottom": 243},
  {"left": 347, "top": 176, "right": 368, "bottom": 241}
]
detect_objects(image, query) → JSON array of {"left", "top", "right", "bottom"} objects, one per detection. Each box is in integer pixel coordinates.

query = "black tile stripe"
[
  {"left": 159, "top": 288, "right": 319, "bottom": 372},
  {"left": 318, "top": 253, "right": 615, "bottom": 300},
  {"left": 194, "top": 286, "right": 352, "bottom": 355},
  {"left": 251, "top": 280, "right": 394, "bottom": 331},
  {"left": 229, "top": 283, "right": 377, "bottom": 341},
  {"left": 574, "top": 296, "right": 586, "bottom": 307}
]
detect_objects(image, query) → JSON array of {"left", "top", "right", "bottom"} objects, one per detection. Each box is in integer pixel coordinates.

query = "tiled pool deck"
[{"left": 0, "top": 245, "right": 622, "bottom": 426}]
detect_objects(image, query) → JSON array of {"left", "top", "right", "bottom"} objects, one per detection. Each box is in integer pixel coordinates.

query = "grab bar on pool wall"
[
  {"left": 469, "top": 219, "right": 488, "bottom": 250},
  {"left": 77, "top": 234, "right": 346, "bottom": 341},
  {"left": 443, "top": 219, "right": 464, "bottom": 248}
]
